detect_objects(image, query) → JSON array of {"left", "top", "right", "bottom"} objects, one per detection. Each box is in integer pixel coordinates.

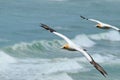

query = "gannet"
[
  {"left": 80, "top": 16, "right": 120, "bottom": 32},
  {"left": 40, "top": 23, "right": 108, "bottom": 77}
]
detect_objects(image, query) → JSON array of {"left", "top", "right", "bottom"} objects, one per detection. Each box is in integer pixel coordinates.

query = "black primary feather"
[
  {"left": 80, "top": 16, "right": 88, "bottom": 20},
  {"left": 90, "top": 60, "right": 108, "bottom": 77},
  {"left": 40, "top": 23, "right": 56, "bottom": 32}
]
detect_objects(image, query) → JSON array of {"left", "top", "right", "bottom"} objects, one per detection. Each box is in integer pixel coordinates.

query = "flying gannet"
[
  {"left": 40, "top": 23, "right": 108, "bottom": 77},
  {"left": 80, "top": 16, "right": 120, "bottom": 32}
]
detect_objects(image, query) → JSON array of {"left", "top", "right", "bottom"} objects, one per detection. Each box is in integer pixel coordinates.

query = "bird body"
[{"left": 61, "top": 43, "right": 76, "bottom": 51}]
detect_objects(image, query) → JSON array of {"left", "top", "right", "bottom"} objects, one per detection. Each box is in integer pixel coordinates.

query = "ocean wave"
[
  {"left": 3, "top": 40, "right": 65, "bottom": 58},
  {"left": 85, "top": 53, "right": 120, "bottom": 64},
  {"left": 3, "top": 34, "right": 96, "bottom": 56},
  {"left": 5, "top": 40, "right": 64, "bottom": 51},
  {"left": 2, "top": 31, "right": 120, "bottom": 59},
  {"left": 39, "top": 60, "right": 82, "bottom": 74},
  {"left": 16, "top": 53, "right": 120, "bottom": 75},
  {"left": 51, "top": 54, "right": 120, "bottom": 64},
  {"left": 3, "top": 41, "right": 120, "bottom": 64},
  {"left": 18, "top": 58, "right": 87, "bottom": 74},
  {"left": 89, "top": 30, "right": 120, "bottom": 41},
  {"left": 92, "top": 54, "right": 117, "bottom": 63}
]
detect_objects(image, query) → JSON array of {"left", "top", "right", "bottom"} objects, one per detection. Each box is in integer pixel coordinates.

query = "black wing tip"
[
  {"left": 40, "top": 23, "right": 48, "bottom": 28},
  {"left": 80, "top": 15, "right": 88, "bottom": 20},
  {"left": 40, "top": 23, "right": 56, "bottom": 32},
  {"left": 90, "top": 61, "right": 108, "bottom": 77}
]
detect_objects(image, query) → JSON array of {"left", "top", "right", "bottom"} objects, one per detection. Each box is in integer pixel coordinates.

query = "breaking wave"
[
  {"left": 73, "top": 34, "right": 96, "bottom": 47},
  {"left": 89, "top": 30, "right": 120, "bottom": 41},
  {"left": 2, "top": 31, "right": 120, "bottom": 59},
  {"left": 2, "top": 34, "right": 96, "bottom": 57},
  {"left": 4, "top": 40, "right": 64, "bottom": 52}
]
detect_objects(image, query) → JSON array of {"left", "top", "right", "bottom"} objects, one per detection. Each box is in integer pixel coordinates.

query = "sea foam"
[
  {"left": 73, "top": 34, "right": 96, "bottom": 47},
  {"left": 89, "top": 30, "right": 120, "bottom": 41},
  {"left": 0, "top": 51, "right": 16, "bottom": 64},
  {"left": 38, "top": 73, "right": 73, "bottom": 80},
  {"left": 38, "top": 60, "right": 82, "bottom": 74}
]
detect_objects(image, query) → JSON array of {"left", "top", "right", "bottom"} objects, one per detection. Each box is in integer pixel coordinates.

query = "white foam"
[
  {"left": 37, "top": 73, "right": 73, "bottom": 80},
  {"left": 38, "top": 60, "right": 82, "bottom": 74},
  {"left": 89, "top": 30, "right": 120, "bottom": 41},
  {"left": 0, "top": 51, "right": 17, "bottom": 72},
  {"left": 67, "top": 54, "right": 119, "bottom": 64},
  {"left": 73, "top": 34, "right": 96, "bottom": 47},
  {"left": 0, "top": 51, "right": 16, "bottom": 64},
  {"left": 92, "top": 54, "right": 117, "bottom": 63},
  {"left": 19, "top": 58, "right": 90, "bottom": 73}
]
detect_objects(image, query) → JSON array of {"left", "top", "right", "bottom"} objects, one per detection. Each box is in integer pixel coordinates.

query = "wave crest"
[
  {"left": 73, "top": 34, "right": 96, "bottom": 47},
  {"left": 4, "top": 34, "right": 96, "bottom": 53},
  {"left": 89, "top": 30, "right": 120, "bottom": 41}
]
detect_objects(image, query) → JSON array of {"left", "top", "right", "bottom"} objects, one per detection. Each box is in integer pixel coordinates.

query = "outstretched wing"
[
  {"left": 80, "top": 16, "right": 103, "bottom": 24},
  {"left": 40, "top": 23, "right": 74, "bottom": 45},
  {"left": 75, "top": 47, "right": 108, "bottom": 77},
  {"left": 108, "top": 25, "right": 120, "bottom": 31},
  {"left": 40, "top": 23, "right": 56, "bottom": 32}
]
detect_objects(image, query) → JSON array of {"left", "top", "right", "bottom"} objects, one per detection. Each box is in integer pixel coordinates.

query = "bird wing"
[
  {"left": 75, "top": 47, "right": 108, "bottom": 77},
  {"left": 107, "top": 25, "right": 120, "bottom": 31},
  {"left": 80, "top": 16, "right": 103, "bottom": 24},
  {"left": 40, "top": 23, "right": 74, "bottom": 45},
  {"left": 53, "top": 32, "right": 75, "bottom": 45},
  {"left": 89, "top": 19, "right": 103, "bottom": 24}
]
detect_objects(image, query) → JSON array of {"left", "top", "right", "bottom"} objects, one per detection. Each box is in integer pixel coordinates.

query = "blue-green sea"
[{"left": 0, "top": 0, "right": 120, "bottom": 80}]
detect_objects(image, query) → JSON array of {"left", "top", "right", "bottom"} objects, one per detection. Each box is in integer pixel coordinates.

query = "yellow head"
[{"left": 61, "top": 44, "right": 69, "bottom": 49}]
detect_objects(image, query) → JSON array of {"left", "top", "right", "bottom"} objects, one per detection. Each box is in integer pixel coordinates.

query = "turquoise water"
[{"left": 0, "top": 0, "right": 120, "bottom": 80}]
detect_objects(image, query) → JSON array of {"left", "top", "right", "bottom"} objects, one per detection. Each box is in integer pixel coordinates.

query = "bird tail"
[{"left": 90, "top": 60, "right": 108, "bottom": 77}]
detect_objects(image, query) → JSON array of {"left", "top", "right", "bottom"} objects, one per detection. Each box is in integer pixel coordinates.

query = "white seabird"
[
  {"left": 80, "top": 16, "right": 120, "bottom": 32},
  {"left": 40, "top": 23, "right": 107, "bottom": 77}
]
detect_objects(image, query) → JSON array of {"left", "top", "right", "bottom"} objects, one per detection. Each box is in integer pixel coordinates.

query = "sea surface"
[{"left": 0, "top": 0, "right": 120, "bottom": 80}]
